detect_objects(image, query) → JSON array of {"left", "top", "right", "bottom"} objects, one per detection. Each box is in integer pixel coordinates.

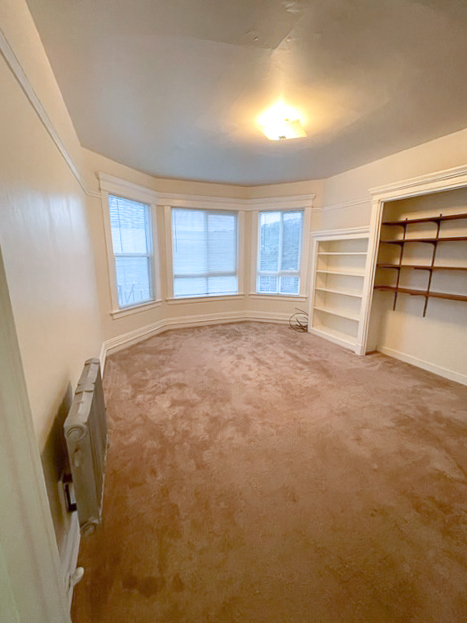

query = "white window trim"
[
  {"left": 101, "top": 189, "right": 162, "bottom": 316},
  {"left": 252, "top": 206, "right": 312, "bottom": 298},
  {"left": 97, "top": 173, "right": 314, "bottom": 314},
  {"left": 166, "top": 206, "right": 245, "bottom": 301}
]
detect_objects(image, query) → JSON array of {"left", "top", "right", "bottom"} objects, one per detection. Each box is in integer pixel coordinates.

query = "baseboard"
[
  {"left": 59, "top": 511, "right": 80, "bottom": 608},
  {"left": 103, "top": 312, "right": 290, "bottom": 357},
  {"left": 377, "top": 345, "right": 467, "bottom": 386},
  {"left": 99, "top": 341, "right": 107, "bottom": 372}
]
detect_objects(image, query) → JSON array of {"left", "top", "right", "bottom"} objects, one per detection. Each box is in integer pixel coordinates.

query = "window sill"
[
  {"left": 249, "top": 293, "right": 307, "bottom": 303},
  {"left": 167, "top": 294, "right": 245, "bottom": 305},
  {"left": 110, "top": 300, "right": 163, "bottom": 319}
]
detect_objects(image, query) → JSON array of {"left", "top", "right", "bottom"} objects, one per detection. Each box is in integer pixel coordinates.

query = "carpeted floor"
[{"left": 72, "top": 322, "right": 467, "bottom": 623}]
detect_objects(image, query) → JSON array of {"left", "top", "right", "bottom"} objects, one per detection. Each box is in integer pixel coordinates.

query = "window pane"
[
  {"left": 207, "top": 213, "right": 236, "bottom": 273},
  {"left": 208, "top": 276, "right": 238, "bottom": 295},
  {"left": 281, "top": 212, "right": 302, "bottom": 271},
  {"left": 172, "top": 209, "right": 207, "bottom": 275},
  {"left": 109, "top": 195, "right": 151, "bottom": 254},
  {"left": 115, "top": 257, "right": 152, "bottom": 307},
  {"left": 259, "top": 212, "right": 280, "bottom": 271},
  {"left": 258, "top": 276, "right": 278, "bottom": 293},
  {"left": 174, "top": 277, "right": 207, "bottom": 297},
  {"left": 172, "top": 208, "right": 238, "bottom": 298},
  {"left": 280, "top": 275, "right": 299, "bottom": 295}
]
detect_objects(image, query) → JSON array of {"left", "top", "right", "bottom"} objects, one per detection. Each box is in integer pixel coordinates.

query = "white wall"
[
  {"left": 320, "top": 130, "right": 467, "bottom": 382},
  {"left": 0, "top": 0, "right": 102, "bottom": 569}
]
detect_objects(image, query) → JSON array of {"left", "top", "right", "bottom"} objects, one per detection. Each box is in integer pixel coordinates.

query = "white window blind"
[
  {"left": 172, "top": 208, "right": 238, "bottom": 298},
  {"left": 109, "top": 195, "right": 154, "bottom": 308},
  {"left": 257, "top": 210, "right": 303, "bottom": 295}
]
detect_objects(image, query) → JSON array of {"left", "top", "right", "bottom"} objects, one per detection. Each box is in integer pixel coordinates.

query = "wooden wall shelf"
[
  {"left": 381, "top": 236, "right": 467, "bottom": 245},
  {"left": 375, "top": 285, "right": 467, "bottom": 303},
  {"left": 378, "top": 264, "right": 467, "bottom": 271},
  {"left": 375, "top": 211, "right": 467, "bottom": 316},
  {"left": 382, "top": 212, "right": 467, "bottom": 226}
]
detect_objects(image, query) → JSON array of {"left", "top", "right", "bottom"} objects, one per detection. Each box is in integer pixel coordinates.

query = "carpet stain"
[{"left": 72, "top": 322, "right": 467, "bottom": 623}]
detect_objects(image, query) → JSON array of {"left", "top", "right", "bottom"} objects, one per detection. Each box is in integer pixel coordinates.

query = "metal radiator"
[{"left": 64, "top": 358, "right": 107, "bottom": 535}]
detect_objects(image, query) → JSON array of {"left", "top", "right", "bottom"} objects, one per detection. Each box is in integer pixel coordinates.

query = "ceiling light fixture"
[{"left": 257, "top": 100, "right": 307, "bottom": 141}]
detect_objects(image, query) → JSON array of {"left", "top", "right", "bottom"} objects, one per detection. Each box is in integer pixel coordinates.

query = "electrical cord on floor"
[{"left": 289, "top": 308, "right": 308, "bottom": 332}]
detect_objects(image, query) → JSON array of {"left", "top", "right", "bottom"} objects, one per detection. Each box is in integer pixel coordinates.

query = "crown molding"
[
  {"left": 0, "top": 25, "right": 90, "bottom": 199},
  {"left": 97, "top": 172, "right": 315, "bottom": 210},
  {"left": 370, "top": 165, "right": 467, "bottom": 202},
  {"left": 314, "top": 197, "right": 370, "bottom": 213},
  {"left": 97, "top": 172, "right": 160, "bottom": 203},
  {"left": 311, "top": 225, "right": 370, "bottom": 238},
  {"left": 244, "top": 194, "right": 315, "bottom": 210}
]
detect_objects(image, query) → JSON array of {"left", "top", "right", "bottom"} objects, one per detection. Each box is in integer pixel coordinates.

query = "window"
[
  {"left": 109, "top": 195, "right": 154, "bottom": 309},
  {"left": 257, "top": 210, "right": 303, "bottom": 295},
  {"left": 172, "top": 208, "right": 238, "bottom": 298}
]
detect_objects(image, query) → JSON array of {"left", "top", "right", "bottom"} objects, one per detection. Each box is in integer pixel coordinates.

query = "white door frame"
[{"left": 0, "top": 244, "right": 71, "bottom": 623}]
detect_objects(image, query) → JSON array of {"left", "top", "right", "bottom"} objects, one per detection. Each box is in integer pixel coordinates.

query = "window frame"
[
  {"left": 170, "top": 207, "right": 240, "bottom": 300},
  {"left": 255, "top": 209, "right": 304, "bottom": 297},
  {"left": 101, "top": 188, "right": 162, "bottom": 318}
]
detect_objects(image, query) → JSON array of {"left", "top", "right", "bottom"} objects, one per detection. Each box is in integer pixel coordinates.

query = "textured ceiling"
[{"left": 26, "top": 0, "right": 467, "bottom": 185}]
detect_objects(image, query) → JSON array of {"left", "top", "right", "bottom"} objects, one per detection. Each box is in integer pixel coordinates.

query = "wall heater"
[{"left": 64, "top": 358, "right": 107, "bottom": 535}]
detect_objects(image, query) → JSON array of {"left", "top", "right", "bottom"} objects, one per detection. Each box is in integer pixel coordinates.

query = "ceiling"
[{"left": 26, "top": 0, "right": 467, "bottom": 185}]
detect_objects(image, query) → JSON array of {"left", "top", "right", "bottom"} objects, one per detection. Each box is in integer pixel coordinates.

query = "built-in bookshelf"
[
  {"left": 308, "top": 230, "right": 370, "bottom": 353},
  {"left": 374, "top": 211, "right": 467, "bottom": 316}
]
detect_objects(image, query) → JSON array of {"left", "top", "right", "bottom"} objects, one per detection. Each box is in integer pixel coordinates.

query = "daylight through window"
[
  {"left": 109, "top": 195, "right": 154, "bottom": 308},
  {"left": 257, "top": 210, "right": 303, "bottom": 295},
  {"left": 172, "top": 208, "right": 238, "bottom": 298}
]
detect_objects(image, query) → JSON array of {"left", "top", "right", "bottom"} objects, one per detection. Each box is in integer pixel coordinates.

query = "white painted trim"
[
  {"left": 249, "top": 294, "right": 307, "bottom": 303},
  {"left": 0, "top": 26, "right": 95, "bottom": 199},
  {"left": 99, "top": 341, "right": 107, "bottom": 371},
  {"left": 311, "top": 226, "right": 370, "bottom": 238},
  {"left": 308, "top": 229, "right": 370, "bottom": 356},
  {"left": 237, "top": 210, "right": 246, "bottom": 295},
  {"left": 98, "top": 173, "right": 160, "bottom": 205},
  {"left": 309, "top": 326, "right": 357, "bottom": 352},
  {"left": 166, "top": 294, "right": 245, "bottom": 305},
  {"left": 157, "top": 192, "right": 315, "bottom": 211},
  {"left": 157, "top": 193, "right": 244, "bottom": 210},
  {"left": 314, "top": 197, "right": 370, "bottom": 213},
  {"left": 370, "top": 164, "right": 467, "bottom": 202},
  {"left": 377, "top": 346, "right": 467, "bottom": 386},
  {"left": 162, "top": 205, "right": 175, "bottom": 299},
  {"left": 110, "top": 300, "right": 163, "bottom": 319},
  {"left": 245, "top": 195, "right": 315, "bottom": 210},
  {"left": 59, "top": 512, "right": 80, "bottom": 607},
  {"left": 0, "top": 244, "right": 71, "bottom": 622},
  {"left": 103, "top": 313, "right": 290, "bottom": 356},
  {"left": 97, "top": 173, "right": 315, "bottom": 211},
  {"left": 359, "top": 199, "right": 384, "bottom": 355}
]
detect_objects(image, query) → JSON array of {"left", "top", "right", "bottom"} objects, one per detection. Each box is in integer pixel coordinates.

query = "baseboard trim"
[
  {"left": 377, "top": 345, "right": 467, "bottom": 386},
  {"left": 101, "top": 312, "right": 290, "bottom": 359},
  {"left": 59, "top": 511, "right": 80, "bottom": 608},
  {"left": 99, "top": 341, "right": 107, "bottom": 372}
]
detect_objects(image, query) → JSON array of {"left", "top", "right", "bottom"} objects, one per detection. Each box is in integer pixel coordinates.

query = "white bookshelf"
[{"left": 308, "top": 229, "right": 370, "bottom": 354}]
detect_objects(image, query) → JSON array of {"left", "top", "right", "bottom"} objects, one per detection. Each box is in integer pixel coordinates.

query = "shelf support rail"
[
  {"left": 392, "top": 222, "right": 407, "bottom": 310},
  {"left": 423, "top": 218, "right": 441, "bottom": 316}
]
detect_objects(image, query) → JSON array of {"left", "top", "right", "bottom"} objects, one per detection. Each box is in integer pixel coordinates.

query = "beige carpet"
[{"left": 72, "top": 322, "right": 467, "bottom": 623}]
